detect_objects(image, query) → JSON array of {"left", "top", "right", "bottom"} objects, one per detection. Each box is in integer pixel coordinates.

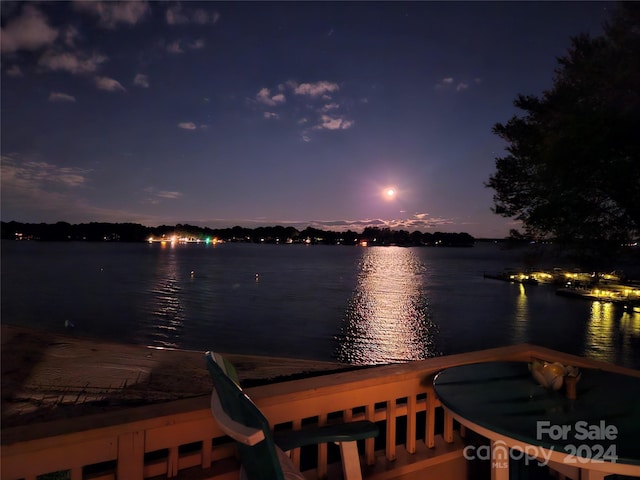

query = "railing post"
[
  {"left": 365, "top": 404, "right": 376, "bottom": 466},
  {"left": 386, "top": 400, "right": 397, "bottom": 461},
  {"left": 317, "top": 413, "right": 328, "bottom": 478},
  {"left": 117, "top": 431, "right": 144, "bottom": 480},
  {"left": 70, "top": 467, "right": 82, "bottom": 480},
  {"left": 406, "top": 395, "right": 417, "bottom": 454},
  {"left": 167, "top": 446, "right": 179, "bottom": 477},
  {"left": 426, "top": 389, "right": 437, "bottom": 448},
  {"left": 290, "top": 419, "right": 302, "bottom": 469},
  {"left": 202, "top": 438, "right": 212, "bottom": 468}
]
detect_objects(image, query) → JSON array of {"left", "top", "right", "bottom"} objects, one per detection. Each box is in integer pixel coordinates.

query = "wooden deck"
[{"left": 2, "top": 343, "right": 639, "bottom": 480}]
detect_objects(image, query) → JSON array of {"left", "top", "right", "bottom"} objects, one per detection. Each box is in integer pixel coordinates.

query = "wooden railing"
[{"left": 2, "top": 344, "right": 637, "bottom": 480}]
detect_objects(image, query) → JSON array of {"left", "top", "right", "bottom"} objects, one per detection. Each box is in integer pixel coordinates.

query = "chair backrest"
[{"left": 205, "top": 351, "right": 284, "bottom": 480}]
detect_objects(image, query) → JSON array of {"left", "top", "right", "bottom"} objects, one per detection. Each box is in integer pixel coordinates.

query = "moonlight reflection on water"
[{"left": 335, "top": 246, "right": 440, "bottom": 364}]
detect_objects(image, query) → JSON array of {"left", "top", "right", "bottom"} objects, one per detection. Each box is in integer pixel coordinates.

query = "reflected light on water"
[
  {"left": 140, "top": 247, "right": 185, "bottom": 348},
  {"left": 586, "top": 301, "right": 615, "bottom": 361},
  {"left": 511, "top": 283, "right": 529, "bottom": 344},
  {"left": 584, "top": 301, "right": 640, "bottom": 364},
  {"left": 335, "top": 247, "right": 439, "bottom": 364}
]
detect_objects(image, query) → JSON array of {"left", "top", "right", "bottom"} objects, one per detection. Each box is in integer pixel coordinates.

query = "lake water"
[{"left": 2, "top": 241, "right": 639, "bottom": 369}]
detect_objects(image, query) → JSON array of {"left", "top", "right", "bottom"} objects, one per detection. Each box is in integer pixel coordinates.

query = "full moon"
[{"left": 385, "top": 188, "right": 396, "bottom": 199}]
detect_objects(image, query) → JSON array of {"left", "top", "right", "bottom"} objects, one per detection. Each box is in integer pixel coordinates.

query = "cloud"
[
  {"left": 0, "top": 154, "right": 173, "bottom": 224},
  {"left": 435, "top": 76, "right": 473, "bottom": 92},
  {"left": 64, "top": 25, "right": 79, "bottom": 47},
  {"left": 73, "top": 1, "right": 150, "bottom": 29},
  {"left": 256, "top": 88, "right": 286, "bottom": 106},
  {"left": 6, "top": 65, "right": 23, "bottom": 77},
  {"left": 166, "top": 38, "right": 205, "bottom": 53},
  {"left": 293, "top": 81, "right": 339, "bottom": 98},
  {"left": 39, "top": 51, "right": 108, "bottom": 75},
  {"left": 166, "top": 4, "right": 220, "bottom": 25},
  {"left": 142, "top": 187, "right": 183, "bottom": 204},
  {"left": 167, "top": 40, "right": 184, "bottom": 54},
  {"left": 49, "top": 92, "right": 76, "bottom": 103},
  {"left": 317, "top": 115, "right": 354, "bottom": 130},
  {"left": 178, "top": 122, "right": 197, "bottom": 130},
  {"left": 156, "top": 190, "right": 182, "bottom": 199},
  {"left": 253, "top": 79, "right": 355, "bottom": 139},
  {"left": 0, "top": 5, "right": 59, "bottom": 53},
  {"left": 1, "top": 155, "right": 90, "bottom": 193},
  {"left": 321, "top": 103, "right": 340, "bottom": 112},
  {"left": 303, "top": 213, "right": 454, "bottom": 233},
  {"left": 95, "top": 76, "right": 126, "bottom": 92},
  {"left": 190, "top": 38, "right": 205, "bottom": 49},
  {"left": 133, "top": 73, "right": 149, "bottom": 88}
]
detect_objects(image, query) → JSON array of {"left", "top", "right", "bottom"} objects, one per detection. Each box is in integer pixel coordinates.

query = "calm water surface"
[{"left": 2, "top": 241, "right": 639, "bottom": 369}]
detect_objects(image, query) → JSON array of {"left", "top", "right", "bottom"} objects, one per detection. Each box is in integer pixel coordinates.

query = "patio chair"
[{"left": 205, "top": 351, "right": 378, "bottom": 480}]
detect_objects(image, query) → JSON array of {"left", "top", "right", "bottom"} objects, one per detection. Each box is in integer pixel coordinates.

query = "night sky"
[{"left": 1, "top": 1, "right": 610, "bottom": 238}]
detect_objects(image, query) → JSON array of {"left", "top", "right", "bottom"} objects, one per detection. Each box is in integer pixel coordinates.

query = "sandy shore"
[{"left": 1, "top": 324, "right": 346, "bottom": 428}]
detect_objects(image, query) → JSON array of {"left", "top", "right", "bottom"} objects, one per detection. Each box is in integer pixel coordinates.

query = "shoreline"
[{"left": 1, "top": 323, "right": 347, "bottom": 428}]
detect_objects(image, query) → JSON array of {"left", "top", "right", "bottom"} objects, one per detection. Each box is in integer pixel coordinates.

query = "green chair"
[{"left": 205, "top": 351, "right": 378, "bottom": 480}]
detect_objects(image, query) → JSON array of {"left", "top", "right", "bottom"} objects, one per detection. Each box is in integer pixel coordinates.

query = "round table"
[{"left": 433, "top": 361, "right": 640, "bottom": 480}]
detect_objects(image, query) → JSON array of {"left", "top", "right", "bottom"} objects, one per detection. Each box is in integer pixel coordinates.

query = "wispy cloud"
[
  {"left": 435, "top": 76, "right": 475, "bottom": 92},
  {"left": 166, "top": 38, "right": 205, "bottom": 53},
  {"left": 95, "top": 76, "right": 126, "bottom": 92},
  {"left": 73, "top": 1, "right": 150, "bottom": 29},
  {"left": 0, "top": 5, "right": 58, "bottom": 54},
  {"left": 178, "top": 122, "right": 197, "bottom": 130},
  {"left": 156, "top": 190, "right": 182, "bottom": 199},
  {"left": 39, "top": 51, "right": 108, "bottom": 75},
  {"left": 142, "top": 187, "right": 183, "bottom": 205},
  {"left": 167, "top": 40, "right": 184, "bottom": 54},
  {"left": 316, "top": 114, "right": 354, "bottom": 131},
  {"left": 133, "top": 73, "right": 149, "bottom": 88},
  {"left": 305, "top": 213, "right": 454, "bottom": 232},
  {"left": 293, "top": 80, "right": 339, "bottom": 98},
  {"left": 1, "top": 155, "right": 90, "bottom": 194},
  {"left": 165, "top": 4, "right": 220, "bottom": 25},
  {"left": 321, "top": 102, "right": 340, "bottom": 112},
  {"left": 6, "top": 65, "right": 23, "bottom": 77},
  {"left": 49, "top": 92, "right": 76, "bottom": 103},
  {"left": 253, "top": 80, "right": 354, "bottom": 139},
  {"left": 190, "top": 38, "right": 205, "bottom": 49},
  {"left": 256, "top": 88, "right": 286, "bottom": 106},
  {"left": 64, "top": 25, "right": 79, "bottom": 47}
]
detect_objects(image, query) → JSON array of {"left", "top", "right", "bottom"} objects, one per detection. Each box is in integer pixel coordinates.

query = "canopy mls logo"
[
  {"left": 463, "top": 421, "right": 619, "bottom": 468},
  {"left": 463, "top": 440, "right": 553, "bottom": 468}
]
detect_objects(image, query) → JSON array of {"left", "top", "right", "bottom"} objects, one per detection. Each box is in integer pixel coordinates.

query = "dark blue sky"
[{"left": 1, "top": 1, "right": 610, "bottom": 237}]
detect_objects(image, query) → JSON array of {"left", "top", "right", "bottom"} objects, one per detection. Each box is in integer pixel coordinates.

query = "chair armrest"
[
  {"left": 210, "top": 389, "right": 266, "bottom": 446},
  {"left": 274, "top": 421, "right": 379, "bottom": 451}
]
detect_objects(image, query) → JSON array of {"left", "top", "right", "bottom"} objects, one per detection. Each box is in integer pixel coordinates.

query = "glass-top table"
[{"left": 433, "top": 361, "right": 640, "bottom": 480}]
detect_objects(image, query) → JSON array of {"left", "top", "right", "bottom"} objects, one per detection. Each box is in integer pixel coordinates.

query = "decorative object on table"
[{"left": 529, "top": 359, "right": 566, "bottom": 390}]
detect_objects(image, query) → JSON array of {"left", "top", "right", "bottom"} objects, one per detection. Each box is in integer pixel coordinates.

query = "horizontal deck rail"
[{"left": 2, "top": 344, "right": 638, "bottom": 480}]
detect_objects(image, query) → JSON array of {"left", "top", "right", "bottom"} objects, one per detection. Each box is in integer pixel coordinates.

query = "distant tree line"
[{"left": 0, "top": 221, "right": 475, "bottom": 247}]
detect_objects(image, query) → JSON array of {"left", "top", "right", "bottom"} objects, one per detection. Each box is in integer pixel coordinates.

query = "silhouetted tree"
[{"left": 487, "top": 3, "right": 640, "bottom": 253}]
